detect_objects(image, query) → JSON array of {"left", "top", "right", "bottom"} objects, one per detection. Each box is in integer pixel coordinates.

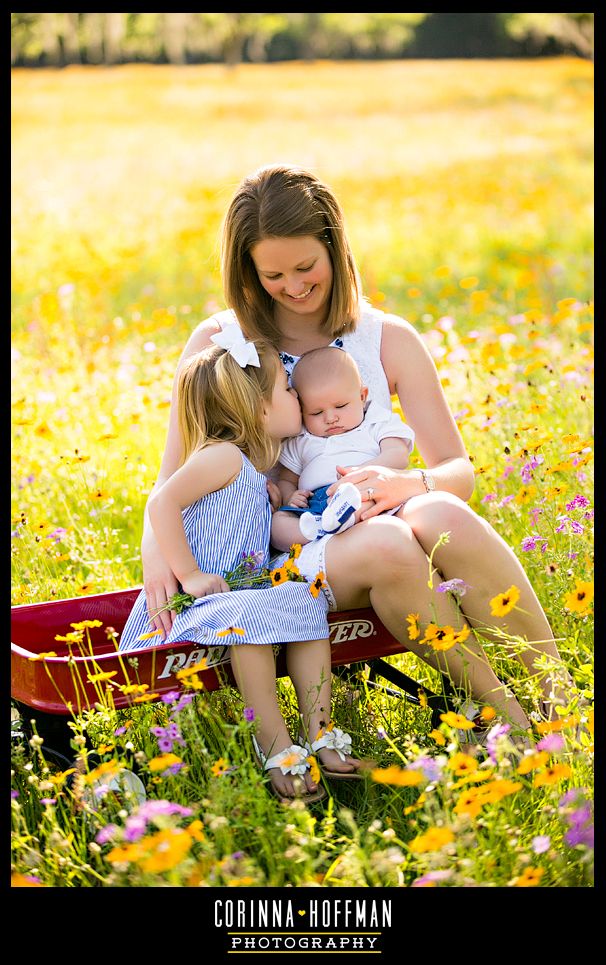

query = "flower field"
[{"left": 11, "top": 59, "right": 593, "bottom": 888}]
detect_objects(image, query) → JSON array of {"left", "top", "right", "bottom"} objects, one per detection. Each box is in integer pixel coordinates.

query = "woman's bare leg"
[
  {"left": 286, "top": 638, "right": 360, "bottom": 773},
  {"left": 400, "top": 492, "right": 576, "bottom": 715},
  {"left": 325, "top": 516, "right": 531, "bottom": 730},
  {"left": 230, "top": 644, "right": 320, "bottom": 797}
]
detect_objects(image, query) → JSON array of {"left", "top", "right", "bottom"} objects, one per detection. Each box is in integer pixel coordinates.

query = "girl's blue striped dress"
[{"left": 118, "top": 452, "right": 329, "bottom": 653}]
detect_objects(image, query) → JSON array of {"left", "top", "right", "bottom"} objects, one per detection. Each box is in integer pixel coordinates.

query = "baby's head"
[{"left": 292, "top": 347, "right": 368, "bottom": 438}]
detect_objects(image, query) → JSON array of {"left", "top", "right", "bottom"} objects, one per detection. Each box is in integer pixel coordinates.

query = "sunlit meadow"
[{"left": 11, "top": 59, "right": 593, "bottom": 888}]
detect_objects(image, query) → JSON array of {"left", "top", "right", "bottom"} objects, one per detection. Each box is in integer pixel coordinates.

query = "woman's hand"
[{"left": 328, "top": 465, "right": 421, "bottom": 519}]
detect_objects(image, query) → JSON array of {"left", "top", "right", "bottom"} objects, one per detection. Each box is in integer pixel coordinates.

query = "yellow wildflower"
[
  {"left": 440, "top": 711, "right": 475, "bottom": 730},
  {"left": 211, "top": 757, "right": 230, "bottom": 777},
  {"left": 563, "top": 580, "right": 594, "bottom": 614},
  {"left": 446, "top": 753, "right": 479, "bottom": 777},
  {"left": 176, "top": 658, "right": 208, "bottom": 678},
  {"left": 406, "top": 613, "right": 421, "bottom": 640},
  {"left": 489, "top": 584, "right": 520, "bottom": 617},
  {"left": 87, "top": 670, "right": 118, "bottom": 684},
  {"left": 309, "top": 572, "right": 326, "bottom": 598},
  {"left": 516, "top": 751, "right": 549, "bottom": 775},
  {"left": 28, "top": 651, "right": 58, "bottom": 661},
  {"left": 370, "top": 765, "right": 423, "bottom": 786},
  {"left": 514, "top": 867, "right": 544, "bottom": 887},
  {"left": 533, "top": 763, "right": 572, "bottom": 787},
  {"left": 408, "top": 826, "right": 454, "bottom": 853},
  {"left": 137, "top": 828, "right": 192, "bottom": 873},
  {"left": 148, "top": 753, "right": 183, "bottom": 773}
]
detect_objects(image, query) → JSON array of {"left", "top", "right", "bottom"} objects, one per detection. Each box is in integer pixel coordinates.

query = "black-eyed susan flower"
[
  {"left": 420, "top": 623, "right": 459, "bottom": 651},
  {"left": 270, "top": 566, "right": 288, "bottom": 587},
  {"left": 453, "top": 787, "right": 483, "bottom": 817},
  {"left": 514, "top": 866, "right": 544, "bottom": 887},
  {"left": 446, "top": 752, "right": 479, "bottom": 777},
  {"left": 216, "top": 626, "right": 245, "bottom": 637},
  {"left": 563, "top": 579, "right": 594, "bottom": 614},
  {"left": 211, "top": 757, "right": 230, "bottom": 777},
  {"left": 310, "top": 572, "right": 326, "bottom": 598},
  {"left": 533, "top": 763, "right": 572, "bottom": 787},
  {"left": 489, "top": 584, "right": 520, "bottom": 617}
]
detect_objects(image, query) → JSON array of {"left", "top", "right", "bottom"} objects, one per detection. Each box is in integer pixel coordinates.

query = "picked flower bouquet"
[{"left": 150, "top": 544, "right": 323, "bottom": 619}]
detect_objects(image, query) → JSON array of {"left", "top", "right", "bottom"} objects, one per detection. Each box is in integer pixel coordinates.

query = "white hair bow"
[{"left": 210, "top": 321, "right": 260, "bottom": 368}]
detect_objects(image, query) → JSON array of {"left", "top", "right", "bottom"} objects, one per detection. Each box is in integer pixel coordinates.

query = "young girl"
[{"left": 119, "top": 325, "right": 361, "bottom": 801}]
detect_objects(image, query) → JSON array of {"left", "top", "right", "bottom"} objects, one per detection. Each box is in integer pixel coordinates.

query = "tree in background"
[
  {"left": 506, "top": 13, "right": 594, "bottom": 61},
  {"left": 10, "top": 12, "right": 594, "bottom": 67}
]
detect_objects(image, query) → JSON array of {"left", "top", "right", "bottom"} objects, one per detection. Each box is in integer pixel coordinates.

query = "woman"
[{"left": 142, "top": 163, "right": 572, "bottom": 731}]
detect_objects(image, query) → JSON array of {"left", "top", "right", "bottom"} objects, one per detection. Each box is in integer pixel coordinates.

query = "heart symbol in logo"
[{"left": 298, "top": 910, "right": 306, "bottom": 916}]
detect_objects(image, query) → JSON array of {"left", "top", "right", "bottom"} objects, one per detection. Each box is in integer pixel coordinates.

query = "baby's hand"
[
  {"left": 181, "top": 570, "right": 230, "bottom": 599},
  {"left": 289, "top": 489, "right": 312, "bottom": 509}
]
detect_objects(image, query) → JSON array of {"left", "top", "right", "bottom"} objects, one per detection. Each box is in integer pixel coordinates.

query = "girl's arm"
[
  {"left": 142, "top": 317, "right": 223, "bottom": 634},
  {"left": 147, "top": 441, "right": 242, "bottom": 600}
]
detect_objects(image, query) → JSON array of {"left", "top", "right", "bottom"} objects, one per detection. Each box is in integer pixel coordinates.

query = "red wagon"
[{"left": 11, "top": 588, "right": 455, "bottom": 765}]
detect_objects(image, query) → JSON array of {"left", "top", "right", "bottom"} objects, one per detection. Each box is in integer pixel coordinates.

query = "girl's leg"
[
  {"left": 286, "top": 638, "right": 361, "bottom": 774},
  {"left": 230, "top": 644, "right": 320, "bottom": 798},
  {"left": 400, "top": 492, "right": 575, "bottom": 715},
  {"left": 325, "top": 516, "right": 531, "bottom": 730},
  {"left": 270, "top": 511, "right": 311, "bottom": 553}
]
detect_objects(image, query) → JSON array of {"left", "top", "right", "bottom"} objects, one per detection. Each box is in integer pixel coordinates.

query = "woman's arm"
[
  {"left": 142, "top": 316, "right": 223, "bottom": 634},
  {"left": 148, "top": 442, "right": 242, "bottom": 600}
]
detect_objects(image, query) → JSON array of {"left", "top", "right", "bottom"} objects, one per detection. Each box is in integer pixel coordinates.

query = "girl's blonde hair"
[
  {"left": 221, "top": 164, "right": 361, "bottom": 347},
  {"left": 177, "top": 343, "right": 281, "bottom": 473}
]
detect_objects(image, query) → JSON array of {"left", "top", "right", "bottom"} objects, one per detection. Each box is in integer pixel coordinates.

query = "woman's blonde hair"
[
  {"left": 177, "top": 343, "right": 281, "bottom": 473},
  {"left": 221, "top": 164, "right": 361, "bottom": 346}
]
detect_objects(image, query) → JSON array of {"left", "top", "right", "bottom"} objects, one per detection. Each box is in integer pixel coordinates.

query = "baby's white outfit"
[{"left": 279, "top": 400, "right": 415, "bottom": 493}]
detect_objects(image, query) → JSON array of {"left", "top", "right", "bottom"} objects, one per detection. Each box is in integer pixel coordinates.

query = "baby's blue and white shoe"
[
  {"left": 321, "top": 483, "right": 362, "bottom": 535},
  {"left": 299, "top": 512, "right": 326, "bottom": 542}
]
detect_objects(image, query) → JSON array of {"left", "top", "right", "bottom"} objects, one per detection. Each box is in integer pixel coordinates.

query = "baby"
[{"left": 271, "top": 346, "right": 415, "bottom": 550}]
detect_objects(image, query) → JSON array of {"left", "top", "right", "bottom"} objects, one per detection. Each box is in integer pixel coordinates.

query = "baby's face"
[{"left": 299, "top": 369, "right": 368, "bottom": 438}]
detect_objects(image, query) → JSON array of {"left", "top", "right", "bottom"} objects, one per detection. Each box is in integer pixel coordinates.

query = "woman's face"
[{"left": 250, "top": 236, "right": 333, "bottom": 322}]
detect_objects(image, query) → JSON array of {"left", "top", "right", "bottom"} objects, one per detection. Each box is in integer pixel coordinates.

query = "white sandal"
[
  {"left": 300, "top": 724, "right": 364, "bottom": 781},
  {"left": 252, "top": 736, "right": 326, "bottom": 803}
]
